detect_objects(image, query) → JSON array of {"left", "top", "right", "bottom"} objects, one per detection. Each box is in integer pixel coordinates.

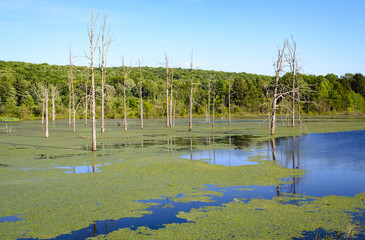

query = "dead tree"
[
  {"left": 138, "top": 60, "right": 144, "bottom": 129},
  {"left": 45, "top": 88, "right": 49, "bottom": 138},
  {"left": 287, "top": 37, "right": 297, "bottom": 127},
  {"left": 87, "top": 9, "right": 100, "bottom": 151},
  {"left": 121, "top": 57, "right": 131, "bottom": 131},
  {"left": 228, "top": 76, "right": 232, "bottom": 125},
  {"left": 270, "top": 40, "right": 287, "bottom": 135},
  {"left": 189, "top": 50, "right": 194, "bottom": 131},
  {"left": 99, "top": 15, "right": 112, "bottom": 133},
  {"left": 212, "top": 77, "right": 216, "bottom": 127},
  {"left": 169, "top": 68, "right": 174, "bottom": 128},
  {"left": 165, "top": 53, "right": 170, "bottom": 127},
  {"left": 68, "top": 48, "right": 76, "bottom": 132},
  {"left": 207, "top": 76, "right": 211, "bottom": 124}
]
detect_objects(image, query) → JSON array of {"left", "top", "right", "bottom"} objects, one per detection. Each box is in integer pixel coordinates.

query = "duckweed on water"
[{"left": 0, "top": 117, "right": 364, "bottom": 239}]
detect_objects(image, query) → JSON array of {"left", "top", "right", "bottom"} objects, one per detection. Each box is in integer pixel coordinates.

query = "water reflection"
[
  {"left": 57, "top": 165, "right": 102, "bottom": 174},
  {"left": 268, "top": 130, "right": 365, "bottom": 197}
]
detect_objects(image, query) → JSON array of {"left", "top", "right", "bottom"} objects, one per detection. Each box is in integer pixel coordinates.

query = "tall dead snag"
[
  {"left": 68, "top": 48, "right": 76, "bottom": 132},
  {"left": 45, "top": 88, "right": 49, "bottom": 138},
  {"left": 169, "top": 68, "right": 174, "bottom": 128},
  {"left": 270, "top": 40, "right": 287, "bottom": 135},
  {"left": 189, "top": 50, "right": 194, "bottom": 131},
  {"left": 165, "top": 53, "right": 170, "bottom": 127},
  {"left": 121, "top": 57, "right": 131, "bottom": 131},
  {"left": 139, "top": 60, "right": 144, "bottom": 129},
  {"left": 99, "top": 15, "right": 112, "bottom": 133},
  {"left": 212, "top": 77, "right": 216, "bottom": 127},
  {"left": 228, "top": 76, "right": 232, "bottom": 126},
  {"left": 287, "top": 37, "right": 297, "bottom": 127},
  {"left": 207, "top": 76, "right": 211, "bottom": 124},
  {"left": 87, "top": 9, "right": 99, "bottom": 151}
]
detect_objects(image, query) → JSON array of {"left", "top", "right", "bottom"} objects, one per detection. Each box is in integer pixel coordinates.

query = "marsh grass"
[{"left": 0, "top": 116, "right": 364, "bottom": 239}]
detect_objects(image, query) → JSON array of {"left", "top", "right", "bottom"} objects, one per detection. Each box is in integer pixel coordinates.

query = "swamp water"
[{"left": 0, "top": 120, "right": 364, "bottom": 239}]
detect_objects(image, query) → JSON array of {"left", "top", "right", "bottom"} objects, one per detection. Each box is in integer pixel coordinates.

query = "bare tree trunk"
[
  {"left": 45, "top": 88, "right": 49, "bottom": 138},
  {"left": 189, "top": 50, "right": 194, "bottom": 132},
  {"left": 52, "top": 86, "right": 55, "bottom": 121},
  {"left": 165, "top": 53, "right": 170, "bottom": 127},
  {"left": 72, "top": 78, "right": 76, "bottom": 132},
  {"left": 69, "top": 48, "right": 76, "bottom": 132},
  {"left": 270, "top": 40, "right": 287, "bottom": 135},
  {"left": 228, "top": 77, "right": 231, "bottom": 126},
  {"left": 212, "top": 78, "right": 216, "bottom": 127},
  {"left": 169, "top": 68, "right": 174, "bottom": 128},
  {"left": 139, "top": 60, "right": 144, "bottom": 129},
  {"left": 88, "top": 9, "right": 99, "bottom": 151},
  {"left": 85, "top": 71, "right": 88, "bottom": 126},
  {"left": 68, "top": 68, "right": 72, "bottom": 126},
  {"left": 100, "top": 15, "right": 112, "bottom": 134},
  {"left": 290, "top": 40, "right": 297, "bottom": 127},
  {"left": 207, "top": 77, "right": 211, "bottom": 124},
  {"left": 122, "top": 57, "right": 129, "bottom": 131}
]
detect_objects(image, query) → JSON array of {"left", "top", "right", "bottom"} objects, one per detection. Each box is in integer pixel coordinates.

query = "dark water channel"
[{"left": 20, "top": 130, "right": 365, "bottom": 240}]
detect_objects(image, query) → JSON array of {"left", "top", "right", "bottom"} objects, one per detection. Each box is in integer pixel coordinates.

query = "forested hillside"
[{"left": 0, "top": 60, "right": 364, "bottom": 120}]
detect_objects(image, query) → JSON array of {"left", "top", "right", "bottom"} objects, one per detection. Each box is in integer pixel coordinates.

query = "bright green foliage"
[{"left": 0, "top": 61, "right": 365, "bottom": 120}]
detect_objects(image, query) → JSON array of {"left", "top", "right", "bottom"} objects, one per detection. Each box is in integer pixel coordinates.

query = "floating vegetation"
[{"left": 0, "top": 118, "right": 364, "bottom": 239}]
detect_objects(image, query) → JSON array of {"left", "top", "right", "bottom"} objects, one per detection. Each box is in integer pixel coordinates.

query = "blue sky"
[{"left": 0, "top": 0, "right": 364, "bottom": 76}]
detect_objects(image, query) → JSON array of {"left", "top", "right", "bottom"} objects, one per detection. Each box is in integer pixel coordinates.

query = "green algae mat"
[{"left": 0, "top": 117, "right": 364, "bottom": 239}]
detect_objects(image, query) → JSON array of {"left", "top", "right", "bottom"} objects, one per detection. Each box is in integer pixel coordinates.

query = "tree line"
[{"left": 1, "top": 59, "right": 364, "bottom": 121}]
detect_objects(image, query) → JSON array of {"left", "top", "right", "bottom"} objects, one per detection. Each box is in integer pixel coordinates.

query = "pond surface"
[
  {"left": 270, "top": 130, "right": 365, "bottom": 197},
  {"left": 181, "top": 130, "right": 365, "bottom": 197},
  {"left": 20, "top": 130, "right": 365, "bottom": 240}
]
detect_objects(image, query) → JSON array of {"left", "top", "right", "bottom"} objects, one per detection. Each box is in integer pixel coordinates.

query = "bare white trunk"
[
  {"left": 270, "top": 40, "right": 286, "bottom": 135},
  {"left": 139, "top": 60, "right": 144, "bottom": 129},
  {"left": 165, "top": 53, "right": 169, "bottom": 127},
  {"left": 228, "top": 79, "right": 231, "bottom": 125},
  {"left": 72, "top": 79, "right": 76, "bottom": 132},
  {"left": 88, "top": 9, "right": 99, "bottom": 151},
  {"left": 189, "top": 50, "right": 194, "bottom": 132},
  {"left": 169, "top": 68, "right": 174, "bottom": 128},
  {"left": 45, "top": 88, "right": 49, "bottom": 138}
]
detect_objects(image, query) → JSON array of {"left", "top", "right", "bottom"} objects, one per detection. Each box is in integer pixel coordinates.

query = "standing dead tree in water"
[
  {"left": 138, "top": 60, "right": 144, "bottom": 129},
  {"left": 169, "top": 67, "right": 174, "bottom": 128},
  {"left": 270, "top": 40, "right": 287, "bottom": 135},
  {"left": 45, "top": 88, "right": 49, "bottom": 138},
  {"left": 189, "top": 50, "right": 195, "bottom": 132},
  {"left": 86, "top": 9, "right": 100, "bottom": 151},
  {"left": 164, "top": 53, "right": 170, "bottom": 127},
  {"left": 287, "top": 37, "right": 299, "bottom": 127},
  {"left": 121, "top": 57, "right": 131, "bottom": 131},
  {"left": 99, "top": 15, "right": 112, "bottom": 133}
]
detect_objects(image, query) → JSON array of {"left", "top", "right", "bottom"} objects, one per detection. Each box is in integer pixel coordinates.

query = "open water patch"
[
  {"left": 179, "top": 149, "right": 260, "bottom": 166},
  {"left": 57, "top": 164, "right": 111, "bottom": 174},
  {"left": 19, "top": 183, "right": 316, "bottom": 240},
  {"left": 0, "top": 214, "right": 23, "bottom": 223}
]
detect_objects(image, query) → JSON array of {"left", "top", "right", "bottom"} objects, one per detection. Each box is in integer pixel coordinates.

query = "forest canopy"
[{"left": 0, "top": 60, "right": 364, "bottom": 120}]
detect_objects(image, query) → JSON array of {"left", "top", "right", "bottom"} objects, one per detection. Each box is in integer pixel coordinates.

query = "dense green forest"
[{"left": 0, "top": 60, "right": 364, "bottom": 120}]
